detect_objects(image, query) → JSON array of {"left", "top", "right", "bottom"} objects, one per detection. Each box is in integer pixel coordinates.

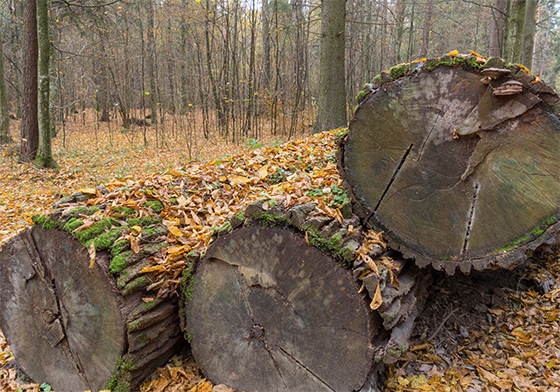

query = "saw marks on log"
[
  {"left": 344, "top": 67, "right": 560, "bottom": 273},
  {"left": 186, "top": 226, "right": 377, "bottom": 392}
]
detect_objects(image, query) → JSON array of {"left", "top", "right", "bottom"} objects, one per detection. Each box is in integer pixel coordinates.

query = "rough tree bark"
[
  {"left": 0, "top": 36, "right": 12, "bottom": 144},
  {"left": 313, "top": 0, "right": 347, "bottom": 133},
  {"left": 505, "top": 0, "right": 526, "bottom": 63},
  {"left": 21, "top": 0, "right": 39, "bottom": 162},
  {"left": 36, "top": 0, "right": 58, "bottom": 169}
]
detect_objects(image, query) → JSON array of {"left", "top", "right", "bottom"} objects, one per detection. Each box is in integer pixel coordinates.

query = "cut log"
[
  {"left": 341, "top": 58, "right": 560, "bottom": 274},
  {"left": 186, "top": 225, "right": 379, "bottom": 392},
  {"left": 0, "top": 225, "right": 184, "bottom": 391}
]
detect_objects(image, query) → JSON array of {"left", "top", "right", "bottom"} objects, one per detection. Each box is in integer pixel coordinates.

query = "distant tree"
[
  {"left": 21, "top": 0, "right": 39, "bottom": 162},
  {"left": 505, "top": 0, "right": 526, "bottom": 63},
  {"left": 420, "top": 0, "right": 433, "bottom": 57},
  {"left": 489, "top": 0, "right": 508, "bottom": 57},
  {"left": 314, "top": 0, "right": 347, "bottom": 133},
  {"left": 522, "top": 0, "right": 539, "bottom": 69},
  {"left": 36, "top": 0, "right": 58, "bottom": 168},
  {"left": 0, "top": 36, "right": 12, "bottom": 144}
]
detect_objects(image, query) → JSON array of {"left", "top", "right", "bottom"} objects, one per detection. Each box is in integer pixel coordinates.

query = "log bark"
[
  {"left": 341, "top": 57, "right": 560, "bottom": 275},
  {"left": 183, "top": 200, "right": 430, "bottom": 392},
  {"left": 0, "top": 224, "right": 184, "bottom": 391}
]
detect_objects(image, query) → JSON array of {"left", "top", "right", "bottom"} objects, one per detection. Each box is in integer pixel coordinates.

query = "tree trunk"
[
  {"left": 420, "top": 0, "right": 433, "bottom": 57},
  {"left": 341, "top": 57, "right": 560, "bottom": 275},
  {"left": 522, "top": 0, "right": 538, "bottom": 69},
  {"left": 0, "top": 215, "right": 184, "bottom": 392},
  {"left": 505, "top": 0, "right": 526, "bottom": 63},
  {"left": 313, "top": 0, "right": 347, "bottom": 133},
  {"left": 489, "top": 0, "right": 507, "bottom": 57},
  {"left": 21, "top": 0, "right": 39, "bottom": 162},
  {"left": 0, "top": 35, "right": 12, "bottom": 144},
  {"left": 146, "top": 1, "right": 158, "bottom": 125},
  {"left": 184, "top": 199, "right": 430, "bottom": 392},
  {"left": 36, "top": 0, "right": 57, "bottom": 169}
]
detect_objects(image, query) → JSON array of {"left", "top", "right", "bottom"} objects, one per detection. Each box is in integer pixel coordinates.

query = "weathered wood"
[
  {"left": 341, "top": 62, "right": 560, "bottom": 274},
  {"left": 186, "top": 225, "right": 378, "bottom": 392},
  {"left": 0, "top": 227, "right": 183, "bottom": 391}
]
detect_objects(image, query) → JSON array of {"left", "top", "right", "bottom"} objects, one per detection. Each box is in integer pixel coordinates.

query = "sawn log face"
[
  {"left": 186, "top": 226, "right": 377, "bottom": 392},
  {"left": 342, "top": 66, "right": 560, "bottom": 273},
  {"left": 0, "top": 227, "right": 125, "bottom": 391}
]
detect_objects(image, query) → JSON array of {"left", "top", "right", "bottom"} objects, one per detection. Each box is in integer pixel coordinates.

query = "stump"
[
  {"left": 0, "top": 225, "right": 183, "bottom": 391},
  {"left": 341, "top": 58, "right": 560, "bottom": 274},
  {"left": 186, "top": 225, "right": 379, "bottom": 392}
]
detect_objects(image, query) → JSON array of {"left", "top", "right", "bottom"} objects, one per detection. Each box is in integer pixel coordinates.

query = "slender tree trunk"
[
  {"left": 489, "top": 0, "right": 508, "bottom": 57},
  {"left": 36, "top": 0, "right": 57, "bottom": 168},
  {"left": 394, "top": 0, "right": 406, "bottom": 64},
  {"left": 21, "top": 0, "right": 39, "bottom": 162},
  {"left": 313, "top": 0, "right": 347, "bottom": 133},
  {"left": 146, "top": 1, "right": 157, "bottom": 124},
  {"left": 505, "top": 0, "right": 526, "bottom": 63},
  {"left": 522, "top": 0, "right": 538, "bottom": 69},
  {"left": 539, "top": 0, "right": 555, "bottom": 76},
  {"left": 261, "top": 0, "right": 271, "bottom": 87},
  {"left": 0, "top": 36, "right": 12, "bottom": 144},
  {"left": 166, "top": 18, "right": 176, "bottom": 114},
  {"left": 420, "top": 0, "right": 433, "bottom": 57}
]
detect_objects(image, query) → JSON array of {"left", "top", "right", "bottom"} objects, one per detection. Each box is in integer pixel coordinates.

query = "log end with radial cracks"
[{"left": 341, "top": 58, "right": 560, "bottom": 275}]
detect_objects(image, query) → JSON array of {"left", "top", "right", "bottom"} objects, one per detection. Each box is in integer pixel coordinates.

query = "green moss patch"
[
  {"left": 71, "top": 217, "right": 119, "bottom": 244},
  {"left": 109, "top": 251, "right": 133, "bottom": 274},
  {"left": 127, "top": 216, "right": 162, "bottom": 227},
  {"left": 143, "top": 200, "right": 164, "bottom": 213},
  {"left": 106, "top": 357, "right": 133, "bottom": 392}
]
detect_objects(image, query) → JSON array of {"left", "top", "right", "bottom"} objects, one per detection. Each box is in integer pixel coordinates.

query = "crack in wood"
[
  {"left": 461, "top": 182, "right": 480, "bottom": 256},
  {"left": 275, "top": 344, "right": 336, "bottom": 392},
  {"left": 375, "top": 144, "right": 413, "bottom": 212},
  {"left": 29, "top": 233, "right": 91, "bottom": 389},
  {"left": 233, "top": 268, "right": 256, "bottom": 323}
]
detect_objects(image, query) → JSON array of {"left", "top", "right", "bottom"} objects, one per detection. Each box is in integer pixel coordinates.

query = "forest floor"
[{"left": 0, "top": 115, "right": 559, "bottom": 392}]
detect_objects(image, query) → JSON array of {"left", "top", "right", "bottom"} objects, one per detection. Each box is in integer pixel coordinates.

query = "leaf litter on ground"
[{"left": 0, "top": 116, "right": 558, "bottom": 392}]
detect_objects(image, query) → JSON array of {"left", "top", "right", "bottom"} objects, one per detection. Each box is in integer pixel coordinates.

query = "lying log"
[
  {"left": 184, "top": 200, "right": 430, "bottom": 392},
  {"left": 341, "top": 56, "right": 560, "bottom": 275},
  {"left": 0, "top": 206, "right": 184, "bottom": 391}
]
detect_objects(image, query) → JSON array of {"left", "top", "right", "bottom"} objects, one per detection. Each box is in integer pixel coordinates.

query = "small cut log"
[{"left": 0, "top": 222, "right": 184, "bottom": 391}]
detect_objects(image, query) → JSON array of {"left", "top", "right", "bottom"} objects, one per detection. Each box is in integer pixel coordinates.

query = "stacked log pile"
[{"left": 0, "top": 53, "right": 558, "bottom": 392}]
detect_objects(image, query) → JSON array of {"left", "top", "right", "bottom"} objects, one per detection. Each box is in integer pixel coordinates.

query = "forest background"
[{"left": 0, "top": 0, "right": 559, "bottom": 157}]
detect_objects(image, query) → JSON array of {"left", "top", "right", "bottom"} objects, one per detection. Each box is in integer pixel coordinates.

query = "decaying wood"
[
  {"left": 341, "top": 58, "right": 560, "bottom": 274},
  {"left": 0, "top": 225, "right": 184, "bottom": 391}
]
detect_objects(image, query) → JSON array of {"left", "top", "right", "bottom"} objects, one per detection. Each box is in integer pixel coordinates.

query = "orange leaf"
[{"left": 88, "top": 241, "right": 96, "bottom": 268}]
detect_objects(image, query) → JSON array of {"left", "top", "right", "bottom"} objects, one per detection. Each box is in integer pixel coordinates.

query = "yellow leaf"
[
  {"left": 547, "top": 359, "right": 557, "bottom": 368},
  {"left": 177, "top": 195, "right": 188, "bottom": 207},
  {"left": 257, "top": 164, "right": 269, "bottom": 179},
  {"left": 229, "top": 175, "right": 251, "bottom": 187},
  {"left": 168, "top": 226, "right": 183, "bottom": 237},
  {"left": 88, "top": 241, "right": 96, "bottom": 268},
  {"left": 130, "top": 225, "right": 142, "bottom": 234},
  {"left": 140, "top": 265, "right": 164, "bottom": 273},
  {"left": 448, "top": 50, "right": 459, "bottom": 57},
  {"left": 370, "top": 284, "right": 383, "bottom": 310},
  {"left": 79, "top": 188, "right": 97, "bottom": 195}
]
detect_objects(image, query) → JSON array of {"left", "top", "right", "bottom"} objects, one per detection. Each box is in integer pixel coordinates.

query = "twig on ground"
[
  {"left": 429, "top": 306, "right": 457, "bottom": 342},
  {"left": 10, "top": 155, "right": 55, "bottom": 183}
]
